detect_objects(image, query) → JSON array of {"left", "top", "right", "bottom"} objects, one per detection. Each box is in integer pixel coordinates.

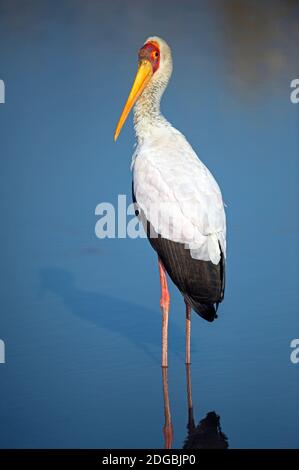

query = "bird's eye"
[{"left": 153, "top": 51, "right": 159, "bottom": 59}]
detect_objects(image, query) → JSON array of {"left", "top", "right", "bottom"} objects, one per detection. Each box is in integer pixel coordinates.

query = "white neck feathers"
[{"left": 133, "top": 36, "right": 173, "bottom": 143}]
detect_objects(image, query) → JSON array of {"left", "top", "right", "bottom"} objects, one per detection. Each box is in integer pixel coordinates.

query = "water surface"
[{"left": 0, "top": 0, "right": 298, "bottom": 448}]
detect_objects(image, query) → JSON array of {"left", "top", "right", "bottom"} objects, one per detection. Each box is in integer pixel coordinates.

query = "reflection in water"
[
  {"left": 183, "top": 411, "right": 228, "bottom": 449},
  {"left": 162, "top": 368, "right": 174, "bottom": 449},
  {"left": 162, "top": 366, "right": 228, "bottom": 449},
  {"left": 39, "top": 268, "right": 185, "bottom": 363}
]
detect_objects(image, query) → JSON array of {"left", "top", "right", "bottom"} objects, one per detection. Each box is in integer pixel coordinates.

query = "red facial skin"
[{"left": 138, "top": 41, "right": 160, "bottom": 73}]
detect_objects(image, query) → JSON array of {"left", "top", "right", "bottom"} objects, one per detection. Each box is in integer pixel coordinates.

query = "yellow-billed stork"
[{"left": 114, "top": 37, "right": 226, "bottom": 368}]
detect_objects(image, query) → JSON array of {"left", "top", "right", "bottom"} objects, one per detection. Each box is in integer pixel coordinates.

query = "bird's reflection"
[
  {"left": 162, "top": 366, "right": 229, "bottom": 449},
  {"left": 162, "top": 367, "right": 174, "bottom": 449}
]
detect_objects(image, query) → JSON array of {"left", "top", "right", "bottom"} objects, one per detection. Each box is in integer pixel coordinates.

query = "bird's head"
[{"left": 114, "top": 36, "right": 172, "bottom": 141}]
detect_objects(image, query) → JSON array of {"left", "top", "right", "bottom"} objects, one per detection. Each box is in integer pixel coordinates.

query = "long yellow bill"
[{"left": 114, "top": 59, "right": 153, "bottom": 141}]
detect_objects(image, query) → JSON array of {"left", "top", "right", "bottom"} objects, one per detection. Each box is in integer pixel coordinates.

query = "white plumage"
[{"left": 131, "top": 37, "right": 226, "bottom": 265}]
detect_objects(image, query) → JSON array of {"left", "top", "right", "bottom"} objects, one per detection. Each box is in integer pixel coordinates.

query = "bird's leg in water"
[
  {"left": 158, "top": 257, "right": 170, "bottom": 368},
  {"left": 185, "top": 300, "right": 191, "bottom": 364},
  {"left": 185, "top": 364, "right": 195, "bottom": 432},
  {"left": 162, "top": 367, "right": 173, "bottom": 449}
]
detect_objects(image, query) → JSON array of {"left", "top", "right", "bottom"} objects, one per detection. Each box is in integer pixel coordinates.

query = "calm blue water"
[{"left": 0, "top": 0, "right": 298, "bottom": 449}]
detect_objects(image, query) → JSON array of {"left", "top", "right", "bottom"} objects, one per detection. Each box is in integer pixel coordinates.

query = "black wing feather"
[{"left": 132, "top": 183, "right": 225, "bottom": 322}]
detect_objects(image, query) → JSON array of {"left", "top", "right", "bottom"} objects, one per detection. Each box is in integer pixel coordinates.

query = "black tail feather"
[{"left": 185, "top": 296, "right": 218, "bottom": 322}]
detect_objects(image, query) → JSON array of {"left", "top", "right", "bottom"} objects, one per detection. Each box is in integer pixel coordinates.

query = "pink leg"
[
  {"left": 158, "top": 257, "right": 170, "bottom": 368},
  {"left": 185, "top": 300, "right": 191, "bottom": 365}
]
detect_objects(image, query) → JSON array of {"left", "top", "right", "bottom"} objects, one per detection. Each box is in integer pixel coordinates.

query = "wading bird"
[{"left": 114, "top": 37, "right": 226, "bottom": 367}]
